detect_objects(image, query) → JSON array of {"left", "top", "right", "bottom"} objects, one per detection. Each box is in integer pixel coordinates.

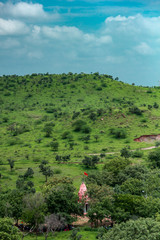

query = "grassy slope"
[
  {"left": 25, "top": 230, "right": 98, "bottom": 240},
  {"left": 0, "top": 73, "right": 160, "bottom": 191}
]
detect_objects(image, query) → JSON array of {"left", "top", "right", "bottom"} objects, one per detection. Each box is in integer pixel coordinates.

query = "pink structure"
[{"left": 78, "top": 182, "right": 89, "bottom": 214}]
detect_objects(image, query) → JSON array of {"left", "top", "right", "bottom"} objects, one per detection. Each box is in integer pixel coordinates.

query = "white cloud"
[
  {"left": 98, "top": 35, "right": 112, "bottom": 44},
  {"left": 0, "top": 2, "right": 59, "bottom": 21},
  {"left": 42, "top": 25, "right": 83, "bottom": 40},
  {"left": 134, "top": 42, "right": 154, "bottom": 55},
  {"left": 105, "top": 15, "right": 135, "bottom": 22},
  {"left": 105, "top": 14, "right": 160, "bottom": 37},
  {"left": 0, "top": 18, "right": 29, "bottom": 35}
]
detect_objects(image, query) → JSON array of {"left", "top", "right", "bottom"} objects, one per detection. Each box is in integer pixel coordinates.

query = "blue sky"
[{"left": 0, "top": 0, "right": 160, "bottom": 86}]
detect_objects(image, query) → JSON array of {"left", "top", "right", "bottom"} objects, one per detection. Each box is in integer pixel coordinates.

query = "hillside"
[{"left": 0, "top": 72, "right": 160, "bottom": 191}]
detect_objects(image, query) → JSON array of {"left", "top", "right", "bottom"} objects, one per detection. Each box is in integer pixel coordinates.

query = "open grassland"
[{"left": 0, "top": 73, "right": 160, "bottom": 190}]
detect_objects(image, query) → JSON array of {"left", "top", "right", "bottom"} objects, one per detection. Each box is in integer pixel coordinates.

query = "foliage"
[
  {"left": 8, "top": 159, "right": 15, "bottom": 171},
  {"left": 50, "top": 141, "right": 59, "bottom": 151},
  {"left": 0, "top": 217, "right": 21, "bottom": 240},
  {"left": 109, "top": 128, "right": 127, "bottom": 139},
  {"left": 39, "top": 161, "right": 53, "bottom": 182},
  {"left": 120, "top": 147, "right": 131, "bottom": 159},
  {"left": 23, "top": 192, "right": 46, "bottom": 228},
  {"left": 24, "top": 168, "right": 34, "bottom": 179},
  {"left": 16, "top": 175, "right": 35, "bottom": 193},
  {"left": 101, "top": 218, "right": 160, "bottom": 240},
  {"left": 43, "top": 125, "right": 53, "bottom": 137},
  {"left": 148, "top": 148, "right": 160, "bottom": 168},
  {"left": 131, "top": 150, "right": 143, "bottom": 158},
  {"left": 72, "top": 120, "right": 91, "bottom": 133},
  {"left": 86, "top": 170, "right": 114, "bottom": 186},
  {"left": 120, "top": 178, "right": 144, "bottom": 195},
  {"left": 129, "top": 106, "right": 142, "bottom": 115},
  {"left": 82, "top": 156, "right": 100, "bottom": 168},
  {"left": 45, "top": 183, "right": 81, "bottom": 223},
  {"left": 70, "top": 228, "right": 82, "bottom": 240},
  {"left": 103, "top": 157, "right": 131, "bottom": 177}
]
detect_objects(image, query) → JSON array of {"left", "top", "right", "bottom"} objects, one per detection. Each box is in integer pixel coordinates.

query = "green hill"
[{"left": 0, "top": 72, "right": 160, "bottom": 190}]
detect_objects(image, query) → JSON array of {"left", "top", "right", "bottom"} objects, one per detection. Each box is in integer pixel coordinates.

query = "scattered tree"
[{"left": 8, "top": 159, "right": 15, "bottom": 171}]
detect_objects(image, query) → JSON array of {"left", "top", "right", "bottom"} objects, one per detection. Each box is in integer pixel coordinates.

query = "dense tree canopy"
[
  {"left": 101, "top": 218, "right": 160, "bottom": 240},
  {"left": 0, "top": 218, "right": 21, "bottom": 240}
]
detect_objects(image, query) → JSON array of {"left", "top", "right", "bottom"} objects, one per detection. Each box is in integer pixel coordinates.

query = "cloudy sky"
[{"left": 0, "top": 0, "right": 160, "bottom": 86}]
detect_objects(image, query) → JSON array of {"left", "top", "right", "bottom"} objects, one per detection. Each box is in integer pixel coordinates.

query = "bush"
[
  {"left": 62, "top": 131, "right": 73, "bottom": 140},
  {"left": 132, "top": 150, "right": 143, "bottom": 158},
  {"left": 153, "top": 102, "right": 159, "bottom": 108},
  {"left": 81, "top": 126, "right": 91, "bottom": 133},
  {"left": 129, "top": 106, "right": 142, "bottom": 115},
  {"left": 72, "top": 120, "right": 87, "bottom": 132},
  {"left": 72, "top": 112, "right": 80, "bottom": 120},
  {"left": 148, "top": 149, "right": 160, "bottom": 168},
  {"left": 54, "top": 169, "right": 62, "bottom": 174},
  {"left": 82, "top": 155, "right": 100, "bottom": 168},
  {"left": 24, "top": 168, "right": 34, "bottom": 179},
  {"left": 109, "top": 128, "right": 127, "bottom": 139},
  {"left": 72, "top": 120, "right": 91, "bottom": 133}
]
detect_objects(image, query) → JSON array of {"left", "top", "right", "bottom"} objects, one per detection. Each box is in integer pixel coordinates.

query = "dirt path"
[{"left": 88, "top": 145, "right": 157, "bottom": 156}]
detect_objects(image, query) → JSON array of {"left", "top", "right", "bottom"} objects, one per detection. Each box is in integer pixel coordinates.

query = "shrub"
[
  {"left": 54, "top": 169, "right": 62, "bottom": 174},
  {"left": 72, "top": 120, "right": 91, "bottom": 133},
  {"left": 72, "top": 120, "right": 87, "bottom": 132},
  {"left": 153, "top": 102, "right": 159, "bottom": 108},
  {"left": 109, "top": 128, "right": 127, "bottom": 139},
  {"left": 24, "top": 168, "right": 34, "bottom": 179},
  {"left": 148, "top": 149, "right": 160, "bottom": 168},
  {"left": 61, "top": 131, "right": 73, "bottom": 140},
  {"left": 132, "top": 150, "right": 143, "bottom": 158},
  {"left": 129, "top": 106, "right": 142, "bottom": 115},
  {"left": 81, "top": 126, "right": 91, "bottom": 134},
  {"left": 72, "top": 111, "right": 80, "bottom": 120}
]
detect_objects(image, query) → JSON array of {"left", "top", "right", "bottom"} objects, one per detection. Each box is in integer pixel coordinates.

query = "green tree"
[
  {"left": 46, "top": 183, "right": 81, "bottom": 223},
  {"left": 39, "top": 161, "right": 53, "bottom": 182},
  {"left": 22, "top": 193, "right": 46, "bottom": 230},
  {"left": 103, "top": 157, "right": 131, "bottom": 182},
  {"left": 120, "top": 147, "right": 131, "bottom": 159},
  {"left": 8, "top": 159, "right": 15, "bottom": 171},
  {"left": 24, "top": 168, "right": 34, "bottom": 179},
  {"left": 101, "top": 218, "right": 160, "bottom": 240},
  {"left": 94, "top": 135, "right": 99, "bottom": 142},
  {"left": 82, "top": 156, "right": 100, "bottom": 168},
  {"left": 148, "top": 148, "right": 160, "bottom": 168},
  {"left": 43, "top": 125, "right": 53, "bottom": 137},
  {"left": 109, "top": 128, "right": 127, "bottom": 139},
  {"left": 0, "top": 217, "right": 21, "bottom": 240},
  {"left": 120, "top": 178, "right": 144, "bottom": 195},
  {"left": 50, "top": 141, "right": 59, "bottom": 151}
]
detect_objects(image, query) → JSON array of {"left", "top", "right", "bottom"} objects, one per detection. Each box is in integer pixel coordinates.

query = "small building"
[{"left": 78, "top": 182, "right": 89, "bottom": 214}]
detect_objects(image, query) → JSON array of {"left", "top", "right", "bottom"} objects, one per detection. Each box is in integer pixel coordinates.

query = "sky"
[{"left": 0, "top": 0, "right": 160, "bottom": 86}]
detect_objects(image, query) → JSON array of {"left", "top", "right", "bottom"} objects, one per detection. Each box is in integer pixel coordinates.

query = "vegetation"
[
  {"left": 1, "top": 72, "right": 160, "bottom": 239},
  {"left": 101, "top": 218, "right": 160, "bottom": 240}
]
